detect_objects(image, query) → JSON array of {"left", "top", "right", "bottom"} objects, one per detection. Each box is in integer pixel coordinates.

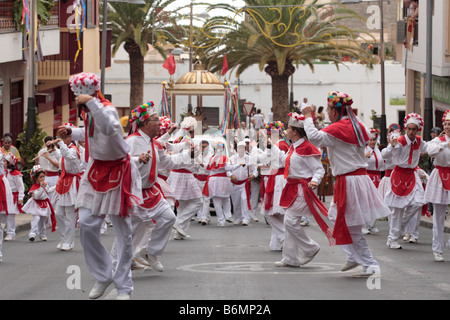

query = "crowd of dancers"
[{"left": 0, "top": 72, "right": 449, "bottom": 300}]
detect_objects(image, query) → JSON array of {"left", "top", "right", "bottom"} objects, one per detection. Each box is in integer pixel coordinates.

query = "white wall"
[{"left": 105, "top": 45, "right": 406, "bottom": 130}]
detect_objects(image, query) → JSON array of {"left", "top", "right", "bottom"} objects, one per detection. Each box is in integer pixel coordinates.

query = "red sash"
[
  {"left": 333, "top": 168, "right": 368, "bottom": 245},
  {"left": 29, "top": 183, "right": 57, "bottom": 232},
  {"left": 158, "top": 174, "right": 168, "bottom": 181},
  {"left": 46, "top": 171, "right": 59, "bottom": 177},
  {"left": 436, "top": 166, "right": 450, "bottom": 191},
  {"left": 263, "top": 168, "right": 284, "bottom": 211},
  {"left": 367, "top": 170, "right": 381, "bottom": 188},
  {"left": 0, "top": 174, "right": 9, "bottom": 215},
  {"left": 194, "top": 174, "right": 209, "bottom": 182},
  {"left": 231, "top": 179, "right": 252, "bottom": 210},
  {"left": 172, "top": 169, "right": 192, "bottom": 174},
  {"left": 202, "top": 172, "right": 227, "bottom": 197},
  {"left": 385, "top": 169, "right": 393, "bottom": 178},
  {"left": 12, "top": 192, "right": 23, "bottom": 213},
  {"left": 390, "top": 166, "right": 416, "bottom": 196},
  {"left": 87, "top": 155, "right": 140, "bottom": 218}
]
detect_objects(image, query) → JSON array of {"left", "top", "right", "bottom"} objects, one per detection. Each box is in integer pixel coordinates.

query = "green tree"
[
  {"left": 197, "top": 0, "right": 375, "bottom": 123},
  {"left": 106, "top": 0, "right": 182, "bottom": 111}
]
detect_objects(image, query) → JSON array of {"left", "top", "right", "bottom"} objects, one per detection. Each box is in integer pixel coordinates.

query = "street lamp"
[{"left": 101, "top": 0, "right": 145, "bottom": 95}]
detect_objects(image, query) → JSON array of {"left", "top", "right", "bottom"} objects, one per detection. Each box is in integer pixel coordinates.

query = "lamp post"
[{"left": 379, "top": 0, "right": 387, "bottom": 145}]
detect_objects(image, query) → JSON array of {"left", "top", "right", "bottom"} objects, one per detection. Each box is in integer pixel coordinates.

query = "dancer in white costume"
[
  {"left": 66, "top": 72, "right": 142, "bottom": 300},
  {"left": 0, "top": 151, "right": 15, "bottom": 262},
  {"left": 167, "top": 116, "right": 202, "bottom": 239},
  {"left": 424, "top": 110, "right": 450, "bottom": 261},
  {"left": 3, "top": 153, "right": 24, "bottom": 241},
  {"left": 384, "top": 113, "right": 427, "bottom": 250},
  {"left": 124, "top": 102, "right": 192, "bottom": 271},
  {"left": 303, "top": 91, "right": 391, "bottom": 277},
  {"left": 228, "top": 141, "right": 256, "bottom": 226},
  {"left": 266, "top": 113, "right": 330, "bottom": 267},
  {"left": 52, "top": 124, "right": 82, "bottom": 251},
  {"left": 259, "top": 122, "right": 289, "bottom": 251}
]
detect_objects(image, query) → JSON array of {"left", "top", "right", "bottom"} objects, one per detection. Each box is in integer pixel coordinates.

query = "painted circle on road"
[{"left": 177, "top": 261, "right": 344, "bottom": 275}]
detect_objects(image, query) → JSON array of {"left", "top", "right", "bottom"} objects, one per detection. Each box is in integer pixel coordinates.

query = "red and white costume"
[
  {"left": 22, "top": 166, "right": 57, "bottom": 240},
  {"left": 366, "top": 145, "right": 384, "bottom": 188},
  {"left": 258, "top": 135, "right": 289, "bottom": 251},
  {"left": 4, "top": 154, "right": 24, "bottom": 240},
  {"left": 228, "top": 143, "right": 257, "bottom": 226},
  {"left": 125, "top": 125, "right": 190, "bottom": 268},
  {"left": 194, "top": 148, "right": 213, "bottom": 224},
  {"left": 0, "top": 151, "right": 15, "bottom": 261},
  {"left": 305, "top": 92, "right": 391, "bottom": 273},
  {"left": 378, "top": 130, "right": 401, "bottom": 199},
  {"left": 167, "top": 117, "right": 202, "bottom": 238},
  {"left": 69, "top": 72, "right": 142, "bottom": 298},
  {"left": 53, "top": 138, "right": 82, "bottom": 251},
  {"left": 385, "top": 113, "right": 428, "bottom": 247},
  {"left": 425, "top": 110, "right": 450, "bottom": 256}
]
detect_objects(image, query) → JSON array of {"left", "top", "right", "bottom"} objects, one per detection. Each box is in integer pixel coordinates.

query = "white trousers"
[
  {"left": 231, "top": 185, "right": 250, "bottom": 223},
  {"left": 0, "top": 214, "right": 5, "bottom": 258},
  {"left": 5, "top": 214, "right": 16, "bottom": 237},
  {"left": 211, "top": 196, "right": 231, "bottom": 226},
  {"left": 281, "top": 209, "right": 320, "bottom": 266},
  {"left": 340, "top": 225, "right": 379, "bottom": 268},
  {"left": 29, "top": 215, "right": 47, "bottom": 238},
  {"left": 131, "top": 201, "right": 176, "bottom": 256},
  {"left": 78, "top": 208, "right": 133, "bottom": 295},
  {"left": 265, "top": 213, "right": 285, "bottom": 251},
  {"left": 387, "top": 205, "right": 421, "bottom": 242},
  {"left": 432, "top": 204, "right": 449, "bottom": 253},
  {"left": 249, "top": 180, "right": 260, "bottom": 219},
  {"left": 55, "top": 205, "right": 77, "bottom": 248},
  {"left": 175, "top": 199, "right": 202, "bottom": 234}
]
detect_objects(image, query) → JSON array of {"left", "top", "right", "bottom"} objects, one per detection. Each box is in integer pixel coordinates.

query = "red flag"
[
  {"left": 163, "top": 54, "right": 176, "bottom": 75},
  {"left": 222, "top": 55, "right": 228, "bottom": 76}
]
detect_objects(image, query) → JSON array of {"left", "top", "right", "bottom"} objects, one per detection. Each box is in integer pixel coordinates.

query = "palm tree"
[
  {"left": 106, "top": 0, "right": 182, "bottom": 110},
  {"left": 197, "top": 0, "right": 375, "bottom": 123}
]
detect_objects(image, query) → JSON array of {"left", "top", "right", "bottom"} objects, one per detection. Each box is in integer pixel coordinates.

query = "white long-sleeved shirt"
[
  {"left": 426, "top": 135, "right": 450, "bottom": 167},
  {"left": 229, "top": 153, "right": 258, "bottom": 181},
  {"left": 57, "top": 141, "right": 82, "bottom": 175},
  {"left": 390, "top": 134, "right": 428, "bottom": 169},
  {"left": 71, "top": 98, "right": 129, "bottom": 161},
  {"left": 126, "top": 129, "right": 193, "bottom": 190},
  {"left": 304, "top": 117, "right": 368, "bottom": 176},
  {"left": 267, "top": 138, "right": 324, "bottom": 185},
  {"left": 365, "top": 146, "right": 385, "bottom": 171}
]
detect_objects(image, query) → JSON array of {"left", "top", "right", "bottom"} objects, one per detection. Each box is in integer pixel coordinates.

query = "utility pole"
[
  {"left": 379, "top": 0, "right": 387, "bottom": 145},
  {"left": 26, "top": 0, "right": 37, "bottom": 141},
  {"left": 424, "top": 0, "right": 433, "bottom": 141}
]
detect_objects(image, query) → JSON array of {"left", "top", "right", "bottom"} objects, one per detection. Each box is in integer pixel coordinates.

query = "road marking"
[{"left": 178, "top": 261, "right": 344, "bottom": 275}]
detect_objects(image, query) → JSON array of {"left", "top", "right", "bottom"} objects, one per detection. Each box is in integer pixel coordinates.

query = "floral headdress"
[
  {"left": 265, "top": 121, "right": 284, "bottom": 134},
  {"left": 158, "top": 116, "right": 172, "bottom": 137},
  {"left": 30, "top": 165, "right": 45, "bottom": 180},
  {"left": 404, "top": 113, "right": 424, "bottom": 131},
  {"left": 128, "top": 101, "right": 157, "bottom": 135},
  {"left": 327, "top": 91, "right": 367, "bottom": 147},
  {"left": 442, "top": 110, "right": 450, "bottom": 123},
  {"left": 370, "top": 128, "right": 380, "bottom": 139},
  {"left": 69, "top": 73, "right": 100, "bottom": 96},
  {"left": 288, "top": 112, "right": 306, "bottom": 128},
  {"left": 388, "top": 129, "right": 401, "bottom": 142},
  {"left": 180, "top": 116, "right": 197, "bottom": 132}
]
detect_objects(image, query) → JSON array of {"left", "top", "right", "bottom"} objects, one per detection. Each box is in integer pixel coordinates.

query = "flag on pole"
[
  {"left": 163, "top": 54, "right": 176, "bottom": 75},
  {"left": 222, "top": 55, "right": 228, "bottom": 76}
]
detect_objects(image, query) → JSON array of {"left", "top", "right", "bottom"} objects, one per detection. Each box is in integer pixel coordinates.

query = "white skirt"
[
  {"left": 328, "top": 175, "right": 391, "bottom": 227},
  {"left": 167, "top": 172, "right": 202, "bottom": 200},
  {"left": 22, "top": 198, "right": 52, "bottom": 217},
  {"left": 260, "top": 175, "right": 286, "bottom": 216},
  {"left": 384, "top": 172, "right": 425, "bottom": 209},
  {"left": 424, "top": 169, "right": 450, "bottom": 205},
  {"left": 75, "top": 159, "right": 143, "bottom": 216},
  {"left": 0, "top": 176, "right": 15, "bottom": 215},
  {"left": 157, "top": 177, "right": 175, "bottom": 207},
  {"left": 378, "top": 176, "right": 390, "bottom": 199},
  {"left": 205, "top": 176, "right": 232, "bottom": 198},
  {"left": 53, "top": 176, "right": 78, "bottom": 207}
]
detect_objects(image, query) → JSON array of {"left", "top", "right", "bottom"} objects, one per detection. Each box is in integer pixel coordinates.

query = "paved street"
[{"left": 1, "top": 202, "right": 450, "bottom": 304}]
